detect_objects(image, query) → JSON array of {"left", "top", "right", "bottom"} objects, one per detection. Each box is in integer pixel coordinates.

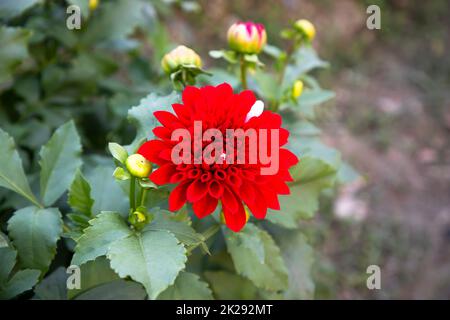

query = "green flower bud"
[
  {"left": 227, "top": 21, "right": 267, "bottom": 54},
  {"left": 294, "top": 19, "right": 316, "bottom": 41},
  {"left": 125, "top": 154, "right": 152, "bottom": 178},
  {"left": 161, "top": 45, "right": 202, "bottom": 74}
]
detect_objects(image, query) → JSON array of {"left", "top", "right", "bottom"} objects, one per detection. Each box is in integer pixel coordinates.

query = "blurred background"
[
  {"left": 1, "top": 0, "right": 449, "bottom": 299},
  {"left": 168, "top": 0, "right": 450, "bottom": 299}
]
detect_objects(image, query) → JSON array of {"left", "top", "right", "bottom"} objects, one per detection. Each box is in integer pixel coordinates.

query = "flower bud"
[
  {"left": 125, "top": 154, "right": 152, "bottom": 178},
  {"left": 227, "top": 22, "right": 267, "bottom": 54},
  {"left": 161, "top": 45, "right": 202, "bottom": 74},
  {"left": 220, "top": 208, "right": 251, "bottom": 225},
  {"left": 292, "top": 80, "right": 304, "bottom": 99},
  {"left": 89, "top": 0, "right": 99, "bottom": 11},
  {"left": 294, "top": 19, "right": 316, "bottom": 41}
]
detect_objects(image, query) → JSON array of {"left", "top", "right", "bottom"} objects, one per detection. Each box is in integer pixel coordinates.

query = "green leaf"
[
  {"left": 81, "top": 0, "right": 153, "bottom": 46},
  {"left": 0, "top": 247, "right": 16, "bottom": 284},
  {"left": 71, "top": 212, "right": 132, "bottom": 266},
  {"left": 0, "top": 231, "right": 10, "bottom": 248},
  {"left": 107, "top": 229, "right": 187, "bottom": 299},
  {"left": 68, "top": 257, "right": 121, "bottom": 299},
  {"left": 0, "top": 26, "right": 32, "bottom": 84},
  {"left": 0, "top": 128, "right": 41, "bottom": 208},
  {"left": 276, "top": 231, "right": 315, "bottom": 299},
  {"left": 158, "top": 272, "right": 213, "bottom": 300},
  {"left": 113, "top": 167, "right": 131, "bottom": 181},
  {"left": 7, "top": 206, "right": 62, "bottom": 272},
  {"left": 224, "top": 224, "right": 288, "bottom": 291},
  {"left": 144, "top": 210, "right": 206, "bottom": 250},
  {"left": 108, "top": 142, "right": 128, "bottom": 164},
  {"left": 128, "top": 91, "right": 179, "bottom": 141},
  {"left": 75, "top": 279, "right": 147, "bottom": 300},
  {"left": 0, "top": 269, "right": 40, "bottom": 300},
  {"left": 68, "top": 169, "right": 94, "bottom": 216},
  {"left": 86, "top": 166, "right": 129, "bottom": 216},
  {"left": 204, "top": 271, "right": 258, "bottom": 300},
  {"left": 288, "top": 89, "right": 335, "bottom": 117},
  {"left": 39, "top": 120, "right": 82, "bottom": 206},
  {"left": 33, "top": 267, "right": 68, "bottom": 300},
  {"left": 0, "top": 0, "right": 41, "bottom": 20},
  {"left": 267, "top": 154, "right": 338, "bottom": 228}
]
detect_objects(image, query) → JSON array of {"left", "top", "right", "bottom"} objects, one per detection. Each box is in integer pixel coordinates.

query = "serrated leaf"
[
  {"left": 144, "top": 210, "right": 206, "bottom": 249},
  {"left": 128, "top": 91, "right": 179, "bottom": 141},
  {"left": 7, "top": 206, "right": 62, "bottom": 272},
  {"left": 107, "top": 229, "right": 187, "bottom": 299},
  {"left": 0, "top": 128, "right": 40, "bottom": 208},
  {"left": 39, "top": 120, "right": 82, "bottom": 206},
  {"left": 158, "top": 272, "right": 213, "bottom": 300},
  {"left": 224, "top": 223, "right": 288, "bottom": 291},
  {"left": 68, "top": 169, "right": 94, "bottom": 216},
  {"left": 33, "top": 267, "right": 68, "bottom": 300},
  {"left": 71, "top": 212, "right": 132, "bottom": 266}
]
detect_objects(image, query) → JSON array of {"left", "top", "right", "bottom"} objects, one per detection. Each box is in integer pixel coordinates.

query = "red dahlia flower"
[{"left": 138, "top": 83, "right": 298, "bottom": 232}]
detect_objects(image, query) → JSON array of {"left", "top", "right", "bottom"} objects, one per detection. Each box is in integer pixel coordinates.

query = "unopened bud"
[
  {"left": 161, "top": 45, "right": 202, "bottom": 74},
  {"left": 227, "top": 21, "right": 267, "bottom": 54},
  {"left": 126, "top": 154, "right": 152, "bottom": 178},
  {"left": 294, "top": 19, "right": 316, "bottom": 41}
]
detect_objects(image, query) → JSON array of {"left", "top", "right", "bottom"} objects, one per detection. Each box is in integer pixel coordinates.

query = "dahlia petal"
[
  {"left": 280, "top": 148, "right": 299, "bottom": 168},
  {"left": 154, "top": 111, "right": 183, "bottom": 129},
  {"left": 182, "top": 86, "right": 201, "bottom": 107},
  {"left": 137, "top": 140, "right": 167, "bottom": 164},
  {"left": 152, "top": 126, "right": 172, "bottom": 140},
  {"left": 208, "top": 180, "right": 224, "bottom": 198},
  {"left": 222, "top": 200, "right": 247, "bottom": 232},
  {"left": 168, "top": 181, "right": 190, "bottom": 211},
  {"left": 150, "top": 164, "right": 176, "bottom": 185},
  {"left": 186, "top": 178, "right": 208, "bottom": 202},
  {"left": 221, "top": 185, "right": 239, "bottom": 213},
  {"left": 192, "top": 194, "right": 218, "bottom": 218}
]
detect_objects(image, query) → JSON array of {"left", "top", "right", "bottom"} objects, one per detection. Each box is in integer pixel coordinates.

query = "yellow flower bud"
[
  {"left": 292, "top": 80, "right": 304, "bottom": 99},
  {"left": 161, "top": 45, "right": 202, "bottom": 74},
  {"left": 227, "top": 22, "right": 267, "bottom": 54},
  {"left": 89, "top": 0, "right": 99, "bottom": 11},
  {"left": 220, "top": 208, "right": 251, "bottom": 225},
  {"left": 125, "top": 154, "right": 152, "bottom": 178},
  {"left": 294, "top": 19, "right": 316, "bottom": 41},
  {"left": 133, "top": 211, "right": 146, "bottom": 223}
]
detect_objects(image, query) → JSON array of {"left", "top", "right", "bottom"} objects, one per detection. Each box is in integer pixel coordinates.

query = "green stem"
[
  {"left": 139, "top": 188, "right": 148, "bottom": 206},
  {"left": 130, "top": 177, "right": 136, "bottom": 211},
  {"left": 239, "top": 55, "right": 248, "bottom": 90},
  {"left": 186, "top": 224, "right": 221, "bottom": 254}
]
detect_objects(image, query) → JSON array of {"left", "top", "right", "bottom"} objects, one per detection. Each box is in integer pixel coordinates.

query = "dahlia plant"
[{"left": 0, "top": 17, "right": 347, "bottom": 300}]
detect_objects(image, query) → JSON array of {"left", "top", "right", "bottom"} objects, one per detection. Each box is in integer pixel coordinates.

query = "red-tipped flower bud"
[{"left": 227, "top": 21, "right": 267, "bottom": 54}]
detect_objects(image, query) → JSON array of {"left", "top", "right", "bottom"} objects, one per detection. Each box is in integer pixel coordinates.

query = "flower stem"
[
  {"left": 139, "top": 188, "right": 148, "bottom": 206},
  {"left": 130, "top": 177, "right": 136, "bottom": 211},
  {"left": 239, "top": 55, "right": 248, "bottom": 90}
]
